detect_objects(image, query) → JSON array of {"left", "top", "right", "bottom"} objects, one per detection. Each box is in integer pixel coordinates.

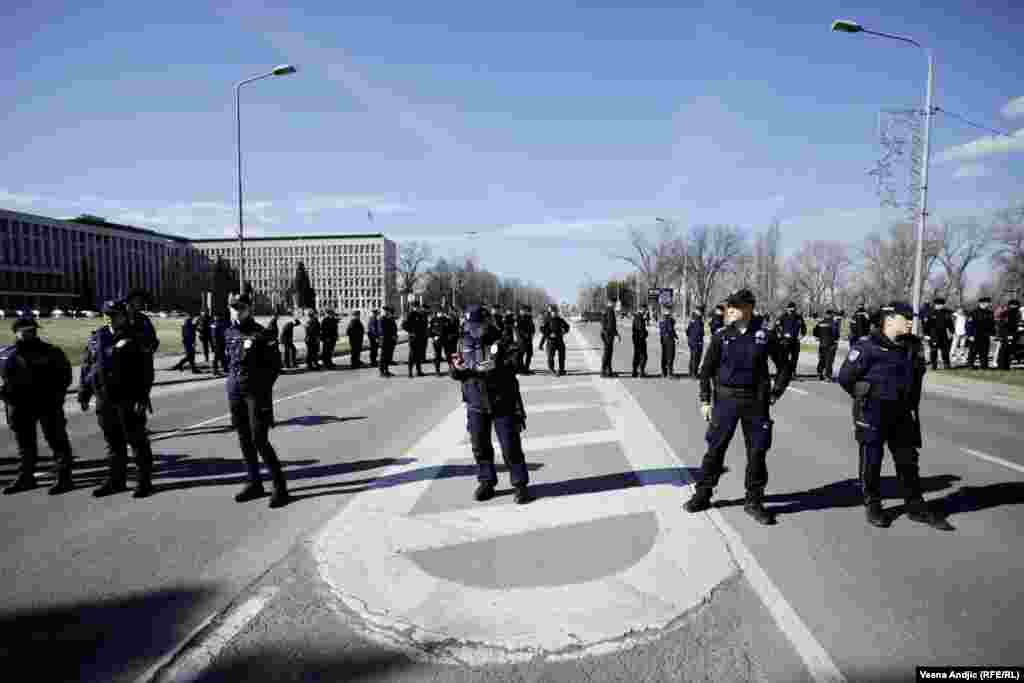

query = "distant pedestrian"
[
  {"left": 997, "top": 299, "right": 1021, "bottom": 370},
  {"left": 402, "top": 301, "right": 428, "bottom": 377},
  {"left": 347, "top": 310, "right": 365, "bottom": 369},
  {"left": 600, "top": 301, "right": 619, "bottom": 377},
  {"left": 212, "top": 311, "right": 229, "bottom": 374},
  {"left": 198, "top": 311, "right": 212, "bottom": 363},
  {"left": 631, "top": 306, "right": 649, "bottom": 378},
  {"left": 539, "top": 305, "right": 569, "bottom": 376},
  {"left": 813, "top": 309, "right": 839, "bottom": 381},
  {"left": 924, "top": 297, "right": 955, "bottom": 370},
  {"left": 659, "top": 309, "right": 678, "bottom": 378},
  {"left": 686, "top": 307, "right": 705, "bottom": 379},
  {"left": 775, "top": 302, "right": 806, "bottom": 378},
  {"left": 515, "top": 305, "right": 536, "bottom": 374},
  {"left": 280, "top": 318, "right": 298, "bottom": 369},
  {"left": 171, "top": 315, "right": 199, "bottom": 373},
  {"left": 953, "top": 307, "right": 968, "bottom": 352},
  {"left": 367, "top": 309, "right": 381, "bottom": 367},
  {"left": 320, "top": 310, "right": 339, "bottom": 369},
  {"left": 429, "top": 309, "right": 448, "bottom": 375},
  {"left": 966, "top": 297, "right": 996, "bottom": 370},
  {"left": 379, "top": 306, "right": 398, "bottom": 377},
  {"left": 305, "top": 310, "right": 321, "bottom": 370}
]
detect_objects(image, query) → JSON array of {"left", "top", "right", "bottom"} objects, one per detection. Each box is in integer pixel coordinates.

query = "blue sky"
[{"left": 3, "top": 0, "right": 1022, "bottom": 304}]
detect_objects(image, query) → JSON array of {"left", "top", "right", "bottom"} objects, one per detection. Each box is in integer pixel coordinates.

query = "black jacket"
[
  {"left": 79, "top": 327, "right": 151, "bottom": 404},
  {"left": 1, "top": 339, "right": 71, "bottom": 407},
  {"left": 699, "top": 321, "right": 791, "bottom": 404},
  {"left": 347, "top": 318, "right": 365, "bottom": 340}
]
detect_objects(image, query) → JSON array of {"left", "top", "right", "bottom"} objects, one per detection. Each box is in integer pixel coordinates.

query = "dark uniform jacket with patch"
[
  {"left": 849, "top": 310, "right": 871, "bottom": 341},
  {"left": 814, "top": 316, "right": 839, "bottom": 346},
  {"left": 515, "top": 314, "right": 535, "bottom": 344},
  {"left": 709, "top": 314, "right": 725, "bottom": 336},
  {"left": 699, "top": 320, "right": 791, "bottom": 405},
  {"left": 540, "top": 316, "right": 570, "bottom": 345},
  {"left": 601, "top": 309, "right": 618, "bottom": 340},
  {"left": 225, "top": 318, "right": 281, "bottom": 402},
  {"left": 450, "top": 321, "right": 525, "bottom": 418},
  {"left": 320, "top": 316, "right": 339, "bottom": 342},
  {"left": 658, "top": 317, "right": 678, "bottom": 340},
  {"left": 924, "top": 308, "right": 954, "bottom": 343},
  {"left": 79, "top": 327, "right": 151, "bottom": 404},
  {"left": 967, "top": 308, "right": 995, "bottom": 338},
  {"left": 1, "top": 339, "right": 71, "bottom": 407},
  {"left": 686, "top": 317, "right": 704, "bottom": 347},
  {"left": 346, "top": 318, "right": 365, "bottom": 341},
  {"left": 632, "top": 313, "right": 648, "bottom": 342},
  {"left": 380, "top": 316, "right": 399, "bottom": 344},
  {"left": 775, "top": 312, "right": 806, "bottom": 341}
]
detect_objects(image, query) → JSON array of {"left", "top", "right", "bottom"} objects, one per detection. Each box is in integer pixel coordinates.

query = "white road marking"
[
  {"left": 961, "top": 448, "right": 1024, "bottom": 475},
  {"left": 788, "top": 387, "right": 809, "bottom": 395},
  {"left": 523, "top": 402, "right": 604, "bottom": 414},
  {"left": 519, "top": 381, "right": 595, "bottom": 393},
  {"left": 314, "top": 337, "right": 738, "bottom": 665},
  {"left": 148, "top": 586, "right": 280, "bottom": 683}
]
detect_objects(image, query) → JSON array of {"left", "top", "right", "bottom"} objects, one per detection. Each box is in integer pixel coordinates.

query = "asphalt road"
[{"left": 1, "top": 324, "right": 1022, "bottom": 682}]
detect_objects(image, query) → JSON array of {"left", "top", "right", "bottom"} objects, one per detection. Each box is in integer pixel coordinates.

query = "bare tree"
[
  {"left": 784, "top": 241, "right": 850, "bottom": 313},
  {"left": 934, "top": 217, "right": 992, "bottom": 306},
  {"left": 688, "top": 224, "right": 747, "bottom": 311},
  {"left": 858, "top": 222, "right": 940, "bottom": 303},
  {"left": 396, "top": 241, "right": 433, "bottom": 310},
  {"left": 613, "top": 224, "right": 678, "bottom": 294},
  {"left": 991, "top": 200, "right": 1024, "bottom": 295}
]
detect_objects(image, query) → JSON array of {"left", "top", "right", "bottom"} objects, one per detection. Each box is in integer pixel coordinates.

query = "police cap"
[
  {"left": 726, "top": 289, "right": 756, "bottom": 307},
  {"left": 933, "top": 297, "right": 946, "bottom": 305},
  {"left": 1009, "top": 299, "right": 1021, "bottom": 308},
  {"left": 11, "top": 316, "right": 39, "bottom": 333},
  {"left": 383, "top": 305, "right": 394, "bottom": 313},
  {"left": 880, "top": 301, "right": 914, "bottom": 319},
  {"left": 979, "top": 296, "right": 992, "bottom": 303},
  {"left": 786, "top": 301, "right": 797, "bottom": 309},
  {"left": 103, "top": 299, "right": 129, "bottom": 315}
]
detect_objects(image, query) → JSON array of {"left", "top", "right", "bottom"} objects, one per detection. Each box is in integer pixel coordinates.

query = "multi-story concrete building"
[
  {"left": 190, "top": 234, "right": 398, "bottom": 314},
  {"left": 0, "top": 209, "right": 202, "bottom": 312}
]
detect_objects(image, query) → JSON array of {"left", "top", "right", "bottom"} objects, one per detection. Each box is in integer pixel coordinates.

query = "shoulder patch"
[
  {"left": 846, "top": 349, "right": 861, "bottom": 362},
  {"left": 755, "top": 329, "right": 766, "bottom": 339},
  {"left": 115, "top": 339, "right": 130, "bottom": 349}
]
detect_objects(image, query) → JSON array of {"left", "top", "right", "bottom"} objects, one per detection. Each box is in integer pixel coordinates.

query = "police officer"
[
  {"left": 445, "top": 308, "right": 462, "bottom": 369},
  {"left": 813, "top": 309, "right": 839, "bottom": 381},
  {"left": 490, "top": 304, "right": 504, "bottom": 337},
  {"left": 450, "top": 304, "right": 531, "bottom": 505},
  {"left": 997, "top": 299, "right": 1021, "bottom": 370},
  {"left": 775, "top": 302, "right": 806, "bottom": 377},
  {"left": 429, "top": 309, "right": 448, "bottom": 375},
  {"left": 280, "top": 317, "right": 298, "bottom": 369},
  {"left": 709, "top": 304, "right": 726, "bottom": 336},
  {"left": 686, "top": 307, "right": 706, "bottom": 379},
  {"left": 367, "top": 309, "right": 382, "bottom": 367},
  {"left": 539, "top": 305, "right": 570, "bottom": 376},
  {"left": 320, "top": 309, "right": 340, "bottom": 369},
  {"left": 600, "top": 301, "right": 619, "bottom": 377},
  {"left": 966, "top": 296, "right": 996, "bottom": 369},
  {"left": 837, "top": 302, "right": 952, "bottom": 530},
  {"left": 224, "top": 293, "right": 290, "bottom": 508},
  {"left": 402, "top": 301, "right": 428, "bottom": 377},
  {"left": 685, "top": 289, "right": 792, "bottom": 524},
  {"left": 125, "top": 288, "right": 159, "bottom": 413},
  {"left": 78, "top": 300, "right": 156, "bottom": 498},
  {"left": 347, "top": 310, "right": 365, "bottom": 369},
  {"left": 658, "top": 308, "right": 678, "bottom": 378},
  {"left": 515, "top": 305, "right": 536, "bottom": 374},
  {"left": 1, "top": 317, "right": 75, "bottom": 494},
  {"left": 171, "top": 314, "right": 198, "bottom": 373},
  {"left": 502, "top": 308, "right": 516, "bottom": 346},
  {"left": 924, "top": 297, "right": 955, "bottom": 370},
  {"left": 379, "top": 306, "right": 399, "bottom": 377},
  {"left": 631, "top": 306, "right": 649, "bottom": 378},
  {"left": 212, "top": 311, "right": 230, "bottom": 374},
  {"left": 305, "top": 310, "right": 322, "bottom": 370},
  {"left": 849, "top": 305, "right": 871, "bottom": 346},
  {"left": 198, "top": 310, "right": 213, "bottom": 364}
]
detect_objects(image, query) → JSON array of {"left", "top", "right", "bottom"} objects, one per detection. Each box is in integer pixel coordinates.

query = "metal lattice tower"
[{"left": 868, "top": 108, "right": 924, "bottom": 221}]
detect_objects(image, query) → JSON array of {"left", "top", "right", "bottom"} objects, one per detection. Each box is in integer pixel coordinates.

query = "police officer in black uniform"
[
  {"left": 1, "top": 317, "right": 75, "bottom": 494},
  {"left": 849, "top": 305, "right": 871, "bottom": 346},
  {"left": 923, "top": 297, "right": 954, "bottom": 370},
  {"left": 709, "top": 304, "right": 726, "bottom": 336},
  {"left": 225, "top": 293, "right": 290, "bottom": 508},
  {"left": 402, "top": 301, "right": 428, "bottom": 377},
  {"left": 966, "top": 296, "right": 996, "bottom": 369},
  {"left": 686, "top": 307, "right": 705, "bottom": 379},
  {"left": 837, "top": 302, "right": 952, "bottom": 529},
  {"left": 125, "top": 288, "right": 159, "bottom": 414},
  {"left": 281, "top": 317, "right": 298, "bottom": 369},
  {"left": 320, "top": 309, "right": 339, "bottom": 369},
  {"left": 79, "top": 300, "right": 156, "bottom": 498},
  {"left": 814, "top": 309, "right": 839, "bottom": 381},
  {"left": 539, "top": 305, "right": 570, "bottom": 376},
  {"left": 515, "top": 305, "right": 536, "bottom": 374},
  {"left": 445, "top": 308, "right": 462, "bottom": 370},
  {"left": 631, "top": 306, "right": 649, "bottom": 378},
  {"left": 451, "top": 304, "right": 531, "bottom": 504},
  {"left": 347, "top": 310, "right": 365, "bottom": 369},
  {"left": 775, "top": 302, "right": 806, "bottom": 378},
  {"left": 685, "top": 289, "right": 792, "bottom": 524},
  {"left": 305, "top": 310, "right": 322, "bottom": 370},
  {"left": 367, "top": 309, "right": 381, "bottom": 367},
  {"left": 429, "top": 309, "right": 448, "bottom": 375},
  {"left": 502, "top": 308, "right": 516, "bottom": 346},
  {"left": 379, "top": 306, "right": 399, "bottom": 377},
  {"left": 600, "top": 301, "right": 619, "bottom": 377},
  {"left": 997, "top": 299, "right": 1021, "bottom": 370},
  {"left": 658, "top": 308, "right": 678, "bottom": 378}
]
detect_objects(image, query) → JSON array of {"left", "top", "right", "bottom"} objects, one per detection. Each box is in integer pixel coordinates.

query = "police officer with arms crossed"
[
  {"left": 379, "top": 306, "right": 399, "bottom": 377},
  {"left": 1, "top": 316, "right": 75, "bottom": 494},
  {"left": 924, "top": 297, "right": 955, "bottom": 370},
  {"left": 402, "top": 301, "right": 428, "bottom": 378},
  {"left": 320, "top": 309, "right": 339, "bottom": 369},
  {"left": 775, "top": 302, "right": 806, "bottom": 378},
  {"left": 600, "top": 300, "right": 619, "bottom": 377},
  {"left": 814, "top": 309, "right": 839, "bottom": 381},
  {"left": 659, "top": 308, "right": 678, "bottom": 378},
  {"left": 685, "top": 289, "right": 791, "bottom": 525},
  {"left": 837, "top": 302, "right": 951, "bottom": 530},
  {"left": 966, "top": 296, "right": 996, "bottom": 369},
  {"left": 631, "top": 306, "right": 649, "bottom": 378},
  {"left": 539, "top": 304, "right": 570, "bottom": 376},
  {"left": 450, "top": 304, "right": 531, "bottom": 505},
  {"left": 346, "top": 310, "right": 365, "bottom": 369},
  {"left": 225, "top": 293, "right": 291, "bottom": 508},
  {"left": 79, "top": 300, "right": 156, "bottom": 498},
  {"left": 429, "top": 308, "right": 448, "bottom": 375},
  {"left": 515, "top": 304, "right": 536, "bottom": 374},
  {"left": 366, "top": 309, "right": 381, "bottom": 368},
  {"left": 997, "top": 298, "right": 1021, "bottom": 370},
  {"left": 686, "top": 307, "right": 706, "bottom": 379}
]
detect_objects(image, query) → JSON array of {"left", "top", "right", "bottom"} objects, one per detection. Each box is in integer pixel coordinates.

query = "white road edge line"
[
  {"left": 788, "top": 387, "right": 809, "bottom": 395},
  {"left": 146, "top": 586, "right": 280, "bottom": 683},
  {"left": 961, "top": 448, "right": 1024, "bottom": 475},
  {"left": 597, "top": 330, "right": 846, "bottom": 683}
]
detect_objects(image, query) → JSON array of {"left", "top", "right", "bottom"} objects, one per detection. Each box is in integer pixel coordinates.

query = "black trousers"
[
  {"left": 817, "top": 343, "right": 837, "bottom": 379},
  {"left": 380, "top": 342, "right": 396, "bottom": 375},
  {"left": 213, "top": 343, "right": 227, "bottom": 374},
  {"left": 321, "top": 338, "right": 337, "bottom": 367},
  {"left": 545, "top": 341, "right": 566, "bottom": 373},
  {"left": 518, "top": 336, "right": 533, "bottom": 372},
  {"left": 467, "top": 410, "right": 528, "bottom": 487},
  {"left": 660, "top": 338, "right": 676, "bottom": 376},
  {"left": 229, "top": 394, "right": 285, "bottom": 488},
  {"left": 688, "top": 344, "right": 703, "bottom": 378},
  {"left": 95, "top": 398, "right": 153, "bottom": 483},
  {"left": 632, "top": 338, "right": 648, "bottom": 375},
  {"left": 349, "top": 336, "right": 364, "bottom": 367},
  {"left": 200, "top": 338, "right": 211, "bottom": 362},
  {"left": 407, "top": 337, "right": 425, "bottom": 375},
  {"left": 432, "top": 338, "right": 446, "bottom": 372},
  {"left": 967, "top": 336, "right": 991, "bottom": 369},
  {"left": 996, "top": 336, "right": 1014, "bottom": 370},
  {"left": 698, "top": 395, "right": 772, "bottom": 492},
  {"left": 8, "top": 404, "right": 73, "bottom": 475},
  {"left": 601, "top": 335, "right": 615, "bottom": 374},
  {"left": 929, "top": 338, "right": 952, "bottom": 370},
  {"left": 283, "top": 342, "right": 297, "bottom": 368},
  {"left": 856, "top": 403, "right": 921, "bottom": 504},
  {"left": 172, "top": 347, "right": 197, "bottom": 372},
  {"left": 783, "top": 340, "right": 800, "bottom": 375},
  {"left": 306, "top": 339, "right": 320, "bottom": 368},
  {"left": 368, "top": 336, "right": 379, "bottom": 366}
]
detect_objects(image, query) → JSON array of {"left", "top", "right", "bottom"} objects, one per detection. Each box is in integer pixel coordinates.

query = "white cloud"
[
  {"left": 1001, "top": 96, "right": 1024, "bottom": 119},
  {"left": 295, "top": 194, "right": 413, "bottom": 216},
  {"left": 936, "top": 128, "right": 1024, "bottom": 164},
  {"left": 953, "top": 164, "right": 991, "bottom": 179}
]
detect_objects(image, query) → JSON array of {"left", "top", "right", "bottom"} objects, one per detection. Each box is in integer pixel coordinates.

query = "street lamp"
[
  {"left": 831, "top": 19, "right": 934, "bottom": 336},
  {"left": 235, "top": 63, "right": 297, "bottom": 296}
]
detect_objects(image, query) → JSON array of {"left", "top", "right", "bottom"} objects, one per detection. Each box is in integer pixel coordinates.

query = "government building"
[{"left": 0, "top": 207, "right": 398, "bottom": 315}]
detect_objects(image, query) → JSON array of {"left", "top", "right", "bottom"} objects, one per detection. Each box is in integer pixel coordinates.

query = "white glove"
[{"left": 701, "top": 403, "right": 712, "bottom": 422}]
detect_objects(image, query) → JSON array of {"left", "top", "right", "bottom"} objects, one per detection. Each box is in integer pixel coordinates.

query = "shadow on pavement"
[
  {"left": 528, "top": 466, "right": 701, "bottom": 500},
  {"left": 149, "top": 424, "right": 236, "bottom": 440},
  {"left": 714, "top": 475, "right": 962, "bottom": 516},
  {"left": 274, "top": 415, "right": 368, "bottom": 428},
  {"left": 188, "top": 645, "right": 417, "bottom": 683},
  {"left": 152, "top": 456, "right": 400, "bottom": 494},
  {"left": 930, "top": 482, "right": 1024, "bottom": 517},
  {"left": 0, "top": 584, "right": 220, "bottom": 683}
]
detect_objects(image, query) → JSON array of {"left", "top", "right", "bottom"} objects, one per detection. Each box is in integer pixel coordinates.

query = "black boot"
[
  {"left": 865, "top": 499, "right": 890, "bottom": 527},
  {"left": 684, "top": 486, "right": 713, "bottom": 513},
  {"left": 4, "top": 471, "right": 37, "bottom": 495},
  {"left": 48, "top": 461, "right": 74, "bottom": 495},
  {"left": 133, "top": 458, "right": 155, "bottom": 499},
  {"left": 267, "top": 461, "right": 291, "bottom": 509},
  {"left": 234, "top": 481, "right": 266, "bottom": 502},
  {"left": 474, "top": 482, "right": 496, "bottom": 502},
  {"left": 744, "top": 489, "right": 775, "bottom": 525},
  {"left": 513, "top": 484, "right": 532, "bottom": 505},
  {"left": 905, "top": 498, "right": 954, "bottom": 530},
  {"left": 93, "top": 477, "right": 128, "bottom": 497}
]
